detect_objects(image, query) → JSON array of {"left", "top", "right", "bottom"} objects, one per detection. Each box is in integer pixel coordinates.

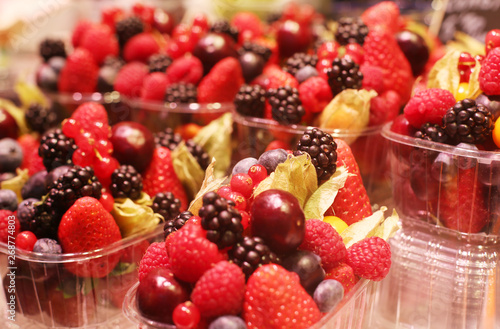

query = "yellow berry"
[
  {"left": 323, "top": 216, "right": 348, "bottom": 234},
  {"left": 456, "top": 82, "right": 469, "bottom": 101},
  {"left": 493, "top": 117, "right": 500, "bottom": 148}
]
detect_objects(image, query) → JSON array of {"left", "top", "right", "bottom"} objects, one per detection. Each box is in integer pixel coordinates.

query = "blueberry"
[
  {"left": 35, "top": 63, "right": 58, "bottom": 92},
  {"left": 257, "top": 148, "right": 288, "bottom": 173},
  {"left": 295, "top": 65, "right": 318, "bottom": 83},
  {"left": 431, "top": 152, "right": 456, "bottom": 183},
  {"left": 313, "top": 279, "right": 344, "bottom": 313},
  {"left": 208, "top": 315, "right": 247, "bottom": 329},
  {"left": 0, "top": 189, "right": 18, "bottom": 211},
  {"left": 454, "top": 143, "right": 478, "bottom": 170},
  {"left": 21, "top": 170, "right": 48, "bottom": 200},
  {"left": 32, "top": 238, "right": 62, "bottom": 254},
  {"left": 17, "top": 198, "right": 38, "bottom": 231},
  {"left": 45, "top": 165, "right": 71, "bottom": 188},
  {"left": 232, "top": 157, "right": 258, "bottom": 176},
  {"left": 0, "top": 138, "right": 23, "bottom": 173}
]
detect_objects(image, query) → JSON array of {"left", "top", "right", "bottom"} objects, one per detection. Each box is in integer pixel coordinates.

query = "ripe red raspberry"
[
  {"left": 324, "top": 262, "right": 359, "bottom": 293},
  {"left": 72, "top": 20, "right": 93, "bottom": 48},
  {"left": 165, "top": 56, "right": 204, "bottom": 85},
  {"left": 191, "top": 261, "right": 246, "bottom": 318},
  {"left": 79, "top": 24, "right": 119, "bottom": 65},
  {"left": 299, "top": 219, "right": 347, "bottom": 271},
  {"left": 141, "top": 72, "right": 169, "bottom": 101},
  {"left": 298, "top": 76, "right": 333, "bottom": 115},
  {"left": 0, "top": 210, "right": 19, "bottom": 243},
  {"left": 230, "top": 173, "right": 253, "bottom": 199},
  {"left": 479, "top": 47, "right": 500, "bottom": 95},
  {"left": 369, "top": 90, "right": 401, "bottom": 126},
  {"left": 403, "top": 88, "right": 456, "bottom": 128},
  {"left": 346, "top": 236, "right": 391, "bottom": 281},
  {"left": 114, "top": 61, "right": 149, "bottom": 98},
  {"left": 123, "top": 33, "right": 160, "bottom": 63},
  {"left": 138, "top": 241, "right": 170, "bottom": 282},
  {"left": 168, "top": 222, "right": 227, "bottom": 282}
]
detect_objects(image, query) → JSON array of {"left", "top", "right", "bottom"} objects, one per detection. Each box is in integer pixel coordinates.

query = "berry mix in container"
[
  {"left": 124, "top": 127, "right": 400, "bottom": 329},
  {"left": 0, "top": 80, "right": 232, "bottom": 327}
]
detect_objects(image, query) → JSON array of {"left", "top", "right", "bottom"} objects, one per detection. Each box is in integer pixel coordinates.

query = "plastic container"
[
  {"left": 369, "top": 122, "right": 500, "bottom": 329},
  {"left": 123, "top": 279, "right": 379, "bottom": 329},
  {"left": 232, "top": 111, "right": 391, "bottom": 207},
  {"left": 0, "top": 224, "right": 165, "bottom": 329}
]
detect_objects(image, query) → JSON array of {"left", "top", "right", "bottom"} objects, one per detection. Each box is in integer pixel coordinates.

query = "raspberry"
[
  {"left": 368, "top": 90, "right": 401, "bottom": 126},
  {"left": 39, "top": 38, "right": 66, "bottom": 62},
  {"left": 414, "top": 123, "right": 448, "bottom": 143},
  {"left": 299, "top": 219, "right": 347, "bottom": 271},
  {"left": 191, "top": 261, "right": 246, "bottom": 318},
  {"left": 283, "top": 52, "right": 318, "bottom": 77},
  {"left": 346, "top": 236, "right": 391, "bottom": 281},
  {"left": 113, "top": 61, "right": 149, "bottom": 98},
  {"left": 25, "top": 104, "right": 59, "bottom": 135},
  {"left": 168, "top": 222, "right": 227, "bottom": 283},
  {"left": 324, "top": 263, "right": 359, "bottom": 293},
  {"left": 163, "top": 210, "right": 192, "bottom": 238},
  {"left": 151, "top": 192, "right": 181, "bottom": 223},
  {"left": 335, "top": 17, "right": 369, "bottom": 46},
  {"left": 210, "top": 20, "right": 239, "bottom": 42},
  {"left": 326, "top": 57, "right": 363, "bottom": 96},
  {"left": 110, "top": 165, "right": 143, "bottom": 200},
  {"left": 165, "top": 56, "right": 204, "bottom": 86},
  {"left": 138, "top": 242, "right": 170, "bottom": 282},
  {"left": 360, "top": 65, "right": 385, "bottom": 94},
  {"left": 298, "top": 76, "right": 333, "bottom": 115},
  {"left": 115, "top": 16, "right": 144, "bottom": 48},
  {"left": 165, "top": 83, "right": 198, "bottom": 103},
  {"left": 479, "top": 47, "right": 500, "bottom": 95},
  {"left": 0, "top": 210, "right": 19, "bottom": 243},
  {"left": 123, "top": 33, "right": 160, "bottom": 63},
  {"left": 228, "top": 236, "right": 280, "bottom": 278},
  {"left": 148, "top": 53, "right": 172, "bottom": 73},
  {"left": 39, "top": 129, "right": 78, "bottom": 171},
  {"left": 72, "top": 20, "right": 93, "bottom": 48},
  {"left": 234, "top": 84, "right": 266, "bottom": 117},
  {"left": 141, "top": 72, "right": 168, "bottom": 101},
  {"left": 403, "top": 88, "right": 456, "bottom": 128},
  {"left": 267, "top": 86, "right": 305, "bottom": 125}
]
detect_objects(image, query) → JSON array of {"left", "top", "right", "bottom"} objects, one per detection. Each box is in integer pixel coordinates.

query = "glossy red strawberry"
[
  {"left": 123, "top": 33, "right": 161, "bottom": 63},
  {"left": 361, "top": 1, "right": 400, "bottom": 34},
  {"left": 114, "top": 61, "right": 149, "bottom": 98},
  {"left": 58, "top": 48, "right": 98, "bottom": 93},
  {"left": 197, "top": 57, "right": 244, "bottom": 103},
  {"left": 79, "top": 24, "right": 119, "bottom": 65}
]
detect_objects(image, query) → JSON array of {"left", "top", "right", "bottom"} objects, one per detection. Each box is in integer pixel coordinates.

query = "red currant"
[
  {"left": 74, "top": 131, "right": 96, "bottom": 153},
  {"left": 217, "top": 185, "right": 232, "bottom": 199},
  {"left": 343, "top": 43, "right": 364, "bottom": 65},
  {"left": 317, "top": 41, "right": 339, "bottom": 62},
  {"left": 458, "top": 52, "right": 475, "bottom": 83},
  {"left": 95, "top": 139, "right": 113, "bottom": 155},
  {"left": 99, "top": 191, "right": 114, "bottom": 212},
  {"left": 62, "top": 118, "right": 81, "bottom": 138},
  {"left": 225, "top": 191, "right": 247, "bottom": 212},
  {"left": 173, "top": 301, "right": 200, "bottom": 329},
  {"left": 72, "top": 149, "right": 94, "bottom": 167},
  {"left": 240, "top": 210, "right": 250, "bottom": 230},
  {"left": 486, "top": 29, "right": 500, "bottom": 54},
  {"left": 316, "top": 58, "right": 332, "bottom": 79},
  {"left": 248, "top": 164, "right": 267, "bottom": 186},
  {"left": 230, "top": 173, "right": 253, "bottom": 199},
  {"left": 16, "top": 231, "right": 37, "bottom": 251},
  {"left": 93, "top": 155, "right": 119, "bottom": 188}
]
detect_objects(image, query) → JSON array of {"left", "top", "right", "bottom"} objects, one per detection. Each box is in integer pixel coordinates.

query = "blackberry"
[
  {"left": 198, "top": 192, "right": 243, "bottom": 249},
  {"left": 148, "top": 54, "right": 172, "bottom": 73},
  {"left": 283, "top": 53, "right": 318, "bottom": 77},
  {"left": 267, "top": 86, "right": 305, "bottom": 125},
  {"left": 163, "top": 210, "right": 192, "bottom": 238},
  {"left": 335, "top": 17, "right": 369, "bottom": 46},
  {"left": 31, "top": 199, "right": 59, "bottom": 239},
  {"left": 442, "top": 99, "right": 494, "bottom": 144},
  {"left": 47, "top": 166, "right": 102, "bottom": 213},
  {"left": 294, "top": 128, "right": 338, "bottom": 182},
  {"left": 326, "top": 57, "right": 363, "bottom": 96},
  {"left": 414, "top": 123, "right": 448, "bottom": 143},
  {"left": 238, "top": 41, "right": 272, "bottom": 62},
  {"left": 229, "top": 236, "right": 280, "bottom": 278},
  {"left": 25, "top": 103, "right": 59, "bottom": 134},
  {"left": 110, "top": 165, "right": 143, "bottom": 200},
  {"left": 234, "top": 84, "right": 267, "bottom": 117},
  {"left": 115, "top": 16, "right": 144, "bottom": 47},
  {"left": 39, "top": 129, "right": 78, "bottom": 171},
  {"left": 39, "top": 38, "right": 66, "bottom": 62},
  {"left": 151, "top": 192, "right": 182, "bottom": 223},
  {"left": 165, "top": 83, "right": 198, "bottom": 103},
  {"left": 17, "top": 198, "right": 38, "bottom": 232},
  {"left": 186, "top": 140, "right": 210, "bottom": 170},
  {"left": 210, "top": 20, "right": 239, "bottom": 42}
]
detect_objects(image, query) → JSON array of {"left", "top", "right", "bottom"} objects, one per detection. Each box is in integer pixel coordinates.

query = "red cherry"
[
  {"left": 16, "top": 231, "right": 37, "bottom": 251},
  {"left": 99, "top": 191, "right": 114, "bottom": 212},
  {"left": 172, "top": 301, "right": 200, "bottom": 329},
  {"left": 230, "top": 173, "right": 253, "bottom": 199},
  {"left": 486, "top": 29, "right": 500, "bottom": 54},
  {"left": 276, "top": 20, "right": 313, "bottom": 58},
  {"left": 391, "top": 114, "right": 416, "bottom": 136},
  {"left": 248, "top": 164, "right": 267, "bottom": 186},
  {"left": 0, "top": 108, "right": 19, "bottom": 139},
  {"left": 153, "top": 9, "right": 175, "bottom": 35},
  {"left": 225, "top": 191, "right": 247, "bottom": 212}
]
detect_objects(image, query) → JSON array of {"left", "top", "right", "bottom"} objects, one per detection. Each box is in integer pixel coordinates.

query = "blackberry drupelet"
[
  {"left": 238, "top": 41, "right": 272, "bottom": 62},
  {"left": 154, "top": 128, "right": 209, "bottom": 169},
  {"left": 110, "top": 165, "right": 143, "bottom": 200},
  {"left": 326, "top": 57, "right": 363, "bottom": 96},
  {"left": 186, "top": 140, "right": 210, "bottom": 170},
  {"left": 210, "top": 20, "right": 239, "bottom": 42},
  {"left": 414, "top": 123, "right": 448, "bottom": 143},
  {"left": 25, "top": 104, "right": 59, "bottom": 134},
  {"left": 115, "top": 16, "right": 144, "bottom": 47},
  {"left": 31, "top": 199, "right": 59, "bottom": 239},
  {"left": 229, "top": 236, "right": 280, "bottom": 278},
  {"left": 335, "top": 17, "right": 369, "bottom": 46},
  {"left": 165, "top": 83, "right": 198, "bottom": 103},
  {"left": 163, "top": 210, "right": 192, "bottom": 238},
  {"left": 294, "top": 127, "right": 337, "bottom": 182},
  {"left": 39, "top": 129, "right": 78, "bottom": 171},
  {"left": 442, "top": 99, "right": 494, "bottom": 144},
  {"left": 39, "top": 38, "right": 66, "bottom": 62},
  {"left": 103, "top": 56, "right": 125, "bottom": 70},
  {"left": 283, "top": 53, "right": 318, "bottom": 77},
  {"left": 48, "top": 166, "right": 102, "bottom": 213},
  {"left": 151, "top": 192, "right": 182, "bottom": 223},
  {"left": 198, "top": 192, "right": 243, "bottom": 249},
  {"left": 267, "top": 86, "right": 305, "bottom": 125},
  {"left": 148, "top": 54, "right": 172, "bottom": 73},
  {"left": 234, "top": 84, "right": 267, "bottom": 117}
]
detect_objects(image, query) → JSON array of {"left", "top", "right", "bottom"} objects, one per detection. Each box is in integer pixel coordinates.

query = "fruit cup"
[{"left": 0, "top": 224, "right": 164, "bottom": 328}]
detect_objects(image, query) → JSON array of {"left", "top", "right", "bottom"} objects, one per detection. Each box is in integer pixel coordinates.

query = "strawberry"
[
  {"left": 198, "top": 57, "right": 244, "bottom": 103},
  {"left": 141, "top": 72, "right": 169, "bottom": 101},
  {"left": 361, "top": 1, "right": 400, "bottom": 34},
  {"left": 257, "top": 64, "right": 299, "bottom": 90},
  {"left": 243, "top": 264, "right": 321, "bottom": 329},
  {"left": 72, "top": 20, "right": 93, "bottom": 48},
  {"left": 324, "top": 262, "right": 359, "bottom": 293},
  {"left": 123, "top": 33, "right": 161, "bottom": 63},
  {"left": 142, "top": 147, "right": 188, "bottom": 210},
  {"left": 18, "top": 134, "right": 44, "bottom": 175},
  {"left": 230, "top": 12, "right": 263, "bottom": 42},
  {"left": 107, "top": 267, "right": 137, "bottom": 308},
  {"left": 328, "top": 139, "right": 372, "bottom": 225},
  {"left": 165, "top": 55, "right": 204, "bottom": 85},
  {"left": 369, "top": 90, "right": 401, "bottom": 126},
  {"left": 479, "top": 47, "right": 500, "bottom": 95},
  {"left": 113, "top": 61, "right": 149, "bottom": 98},
  {"left": 191, "top": 261, "right": 246, "bottom": 318},
  {"left": 58, "top": 197, "right": 122, "bottom": 278},
  {"left": 79, "top": 24, "right": 119, "bottom": 65},
  {"left": 138, "top": 241, "right": 170, "bottom": 282},
  {"left": 0, "top": 210, "right": 19, "bottom": 243},
  {"left": 360, "top": 65, "right": 385, "bottom": 94},
  {"left": 438, "top": 168, "right": 490, "bottom": 233},
  {"left": 58, "top": 48, "right": 98, "bottom": 93},
  {"left": 121, "top": 239, "right": 150, "bottom": 264},
  {"left": 168, "top": 222, "right": 227, "bottom": 283},
  {"left": 101, "top": 7, "right": 124, "bottom": 32},
  {"left": 346, "top": 236, "right": 391, "bottom": 281}
]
